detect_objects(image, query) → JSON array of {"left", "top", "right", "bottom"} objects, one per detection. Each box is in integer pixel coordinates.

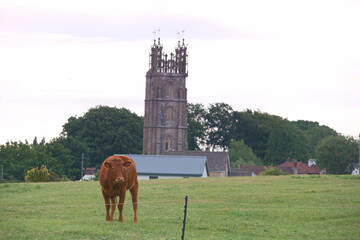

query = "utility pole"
[
  {"left": 1, "top": 164, "right": 3, "bottom": 181},
  {"left": 81, "top": 153, "right": 84, "bottom": 180}
]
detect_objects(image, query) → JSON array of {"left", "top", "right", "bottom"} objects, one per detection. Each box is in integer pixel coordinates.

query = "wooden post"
[
  {"left": 181, "top": 196, "right": 188, "bottom": 240},
  {"left": 81, "top": 153, "right": 84, "bottom": 180}
]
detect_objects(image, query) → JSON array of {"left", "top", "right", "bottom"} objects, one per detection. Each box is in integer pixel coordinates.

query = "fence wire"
[{"left": 0, "top": 198, "right": 359, "bottom": 210}]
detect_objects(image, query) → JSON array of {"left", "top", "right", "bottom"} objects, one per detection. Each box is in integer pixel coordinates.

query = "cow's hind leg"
[
  {"left": 130, "top": 181, "right": 139, "bottom": 223},
  {"left": 118, "top": 191, "right": 126, "bottom": 222},
  {"left": 102, "top": 193, "right": 112, "bottom": 222}
]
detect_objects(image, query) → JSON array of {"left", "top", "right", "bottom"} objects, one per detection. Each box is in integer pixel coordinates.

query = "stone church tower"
[{"left": 143, "top": 38, "right": 188, "bottom": 155}]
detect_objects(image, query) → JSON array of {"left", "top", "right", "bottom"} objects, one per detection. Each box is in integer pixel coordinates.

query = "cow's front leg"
[
  {"left": 130, "top": 182, "right": 139, "bottom": 223},
  {"left": 102, "top": 193, "right": 111, "bottom": 222},
  {"left": 118, "top": 190, "right": 126, "bottom": 222},
  {"left": 110, "top": 197, "right": 117, "bottom": 221}
]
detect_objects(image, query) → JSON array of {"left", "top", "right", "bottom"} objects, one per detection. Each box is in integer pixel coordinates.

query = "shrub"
[
  {"left": 49, "top": 172, "right": 62, "bottom": 182},
  {"left": 260, "top": 167, "right": 289, "bottom": 176},
  {"left": 25, "top": 165, "right": 50, "bottom": 182}
]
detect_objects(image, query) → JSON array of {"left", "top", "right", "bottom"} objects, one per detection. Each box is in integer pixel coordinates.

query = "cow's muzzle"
[{"left": 115, "top": 177, "right": 124, "bottom": 183}]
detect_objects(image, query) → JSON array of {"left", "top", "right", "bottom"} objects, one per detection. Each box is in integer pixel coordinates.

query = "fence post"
[{"left": 181, "top": 196, "right": 188, "bottom": 240}]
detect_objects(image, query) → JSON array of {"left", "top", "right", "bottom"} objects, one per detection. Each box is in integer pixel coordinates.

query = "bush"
[
  {"left": 260, "top": 167, "right": 289, "bottom": 176},
  {"left": 229, "top": 140, "right": 262, "bottom": 167},
  {"left": 49, "top": 172, "right": 62, "bottom": 182},
  {"left": 25, "top": 165, "right": 50, "bottom": 182}
]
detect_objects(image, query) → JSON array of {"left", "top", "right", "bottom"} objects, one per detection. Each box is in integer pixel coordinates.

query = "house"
[
  {"left": 80, "top": 167, "right": 96, "bottom": 181},
  {"left": 351, "top": 163, "right": 359, "bottom": 175},
  {"left": 278, "top": 158, "right": 320, "bottom": 175},
  {"left": 231, "top": 159, "right": 323, "bottom": 177},
  {"left": 164, "top": 151, "right": 231, "bottom": 177},
  {"left": 116, "top": 154, "right": 209, "bottom": 180},
  {"left": 231, "top": 165, "right": 265, "bottom": 176}
]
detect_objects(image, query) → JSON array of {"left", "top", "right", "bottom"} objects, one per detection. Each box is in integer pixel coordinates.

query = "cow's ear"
[
  {"left": 104, "top": 162, "right": 111, "bottom": 168},
  {"left": 123, "top": 161, "right": 132, "bottom": 168}
]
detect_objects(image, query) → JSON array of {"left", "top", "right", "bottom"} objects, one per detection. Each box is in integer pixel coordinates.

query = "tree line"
[
  {"left": 0, "top": 106, "right": 143, "bottom": 181},
  {"left": 188, "top": 103, "right": 358, "bottom": 174},
  {"left": 0, "top": 104, "right": 358, "bottom": 182}
]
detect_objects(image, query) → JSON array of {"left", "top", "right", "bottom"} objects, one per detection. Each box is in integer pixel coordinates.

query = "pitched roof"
[
  {"left": 278, "top": 159, "right": 320, "bottom": 174},
  {"left": 164, "top": 151, "right": 230, "bottom": 173},
  {"left": 241, "top": 166, "right": 266, "bottom": 175},
  {"left": 85, "top": 167, "right": 96, "bottom": 175},
  {"left": 117, "top": 154, "right": 208, "bottom": 177},
  {"left": 230, "top": 166, "right": 265, "bottom": 176}
]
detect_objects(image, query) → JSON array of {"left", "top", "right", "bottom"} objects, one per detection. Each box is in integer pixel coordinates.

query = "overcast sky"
[{"left": 1, "top": 0, "right": 359, "bottom": 144}]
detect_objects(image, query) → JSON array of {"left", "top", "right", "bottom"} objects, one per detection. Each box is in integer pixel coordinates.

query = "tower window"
[{"left": 165, "top": 137, "right": 172, "bottom": 151}]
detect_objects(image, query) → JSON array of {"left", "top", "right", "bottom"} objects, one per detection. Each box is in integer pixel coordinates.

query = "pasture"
[{"left": 0, "top": 175, "right": 359, "bottom": 239}]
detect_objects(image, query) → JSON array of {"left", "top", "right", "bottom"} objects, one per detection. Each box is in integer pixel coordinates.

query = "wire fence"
[{"left": 0, "top": 199, "right": 359, "bottom": 209}]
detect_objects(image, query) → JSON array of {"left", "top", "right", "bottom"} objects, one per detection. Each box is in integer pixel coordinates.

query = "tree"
[
  {"left": 205, "top": 103, "right": 233, "bottom": 151},
  {"left": 232, "top": 110, "right": 282, "bottom": 160},
  {"left": 45, "top": 137, "right": 80, "bottom": 180},
  {"left": 264, "top": 121, "right": 311, "bottom": 165},
  {"left": 0, "top": 138, "right": 58, "bottom": 181},
  {"left": 229, "top": 140, "right": 262, "bottom": 167},
  {"left": 315, "top": 135, "right": 358, "bottom": 174},
  {"left": 292, "top": 120, "right": 337, "bottom": 157},
  {"left": 187, "top": 103, "right": 207, "bottom": 150},
  {"left": 62, "top": 106, "right": 143, "bottom": 168}
]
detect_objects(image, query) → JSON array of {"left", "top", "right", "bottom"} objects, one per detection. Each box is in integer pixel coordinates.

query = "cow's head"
[{"left": 104, "top": 159, "right": 132, "bottom": 184}]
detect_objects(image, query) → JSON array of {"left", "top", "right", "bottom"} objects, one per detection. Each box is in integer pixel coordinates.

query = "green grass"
[{"left": 1, "top": 175, "right": 360, "bottom": 239}]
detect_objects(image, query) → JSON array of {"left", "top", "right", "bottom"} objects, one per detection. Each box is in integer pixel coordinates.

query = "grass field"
[{"left": 1, "top": 175, "right": 360, "bottom": 239}]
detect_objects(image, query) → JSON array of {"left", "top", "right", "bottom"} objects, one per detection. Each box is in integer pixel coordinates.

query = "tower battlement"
[{"left": 148, "top": 38, "right": 188, "bottom": 75}]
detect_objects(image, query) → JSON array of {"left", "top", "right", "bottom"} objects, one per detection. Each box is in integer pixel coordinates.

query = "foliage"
[
  {"left": 187, "top": 103, "right": 207, "bottom": 150},
  {"left": 187, "top": 102, "right": 233, "bottom": 151},
  {"left": 0, "top": 106, "right": 144, "bottom": 182},
  {"left": 25, "top": 165, "right": 50, "bottom": 182},
  {"left": 232, "top": 110, "right": 282, "bottom": 160},
  {"left": 259, "top": 167, "right": 289, "bottom": 176},
  {"left": 315, "top": 135, "right": 358, "bottom": 174},
  {"left": 0, "top": 102, "right": 345, "bottom": 182},
  {"left": 205, "top": 102, "right": 233, "bottom": 151},
  {"left": 1, "top": 177, "right": 360, "bottom": 239},
  {"left": 0, "top": 138, "right": 57, "bottom": 181},
  {"left": 291, "top": 120, "right": 338, "bottom": 156},
  {"left": 229, "top": 140, "right": 262, "bottom": 167},
  {"left": 62, "top": 106, "right": 143, "bottom": 168},
  {"left": 187, "top": 104, "right": 340, "bottom": 166},
  {"left": 264, "top": 121, "right": 311, "bottom": 165}
]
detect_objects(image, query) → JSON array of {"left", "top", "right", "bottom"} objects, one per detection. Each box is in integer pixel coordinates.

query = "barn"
[{"left": 115, "top": 154, "right": 209, "bottom": 180}]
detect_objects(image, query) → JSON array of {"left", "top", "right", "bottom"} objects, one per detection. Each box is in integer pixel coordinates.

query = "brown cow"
[{"left": 99, "top": 155, "right": 138, "bottom": 223}]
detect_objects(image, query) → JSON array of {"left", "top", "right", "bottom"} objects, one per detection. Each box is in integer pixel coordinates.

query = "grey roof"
[
  {"left": 115, "top": 154, "right": 208, "bottom": 177},
  {"left": 164, "top": 151, "right": 230, "bottom": 174}
]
